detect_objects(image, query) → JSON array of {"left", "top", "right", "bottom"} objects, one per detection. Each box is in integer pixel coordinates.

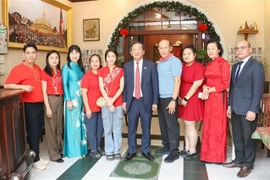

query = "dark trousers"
[
  {"left": 25, "top": 102, "right": 44, "bottom": 162},
  {"left": 158, "top": 97, "right": 179, "bottom": 153},
  {"left": 127, "top": 98, "right": 152, "bottom": 154},
  {"left": 232, "top": 112, "right": 257, "bottom": 168},
  {"left": 85, "top": 112, "right": 103, "bottom": 152}
]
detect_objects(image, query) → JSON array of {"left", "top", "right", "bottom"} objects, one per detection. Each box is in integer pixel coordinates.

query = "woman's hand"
[
  {"left": 181, "top": 99, "right": 187, "bottom": 107},
  {"left": 109, "top": 105, "right": 115, "bottom": 112},
  {"left": 201, "top": 92, "right": 209, "bottom": 100},
  {"left": 46, "top": 107, "right": 52, "bottom": 118},
  {"left": 178, "top": 96, "right": 182, "bottom": 105},
  {"left": 107, "top": 97, "right": 114, "bottom": 107},
  {"left": 67, "top": 100, "right": 73, "bottom": 110},
  {"left": 86, "top": 110, "right": 92, "bottom": 119}
]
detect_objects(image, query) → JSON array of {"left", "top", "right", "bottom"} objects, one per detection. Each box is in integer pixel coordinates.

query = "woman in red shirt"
[
  {"left": 41, "top": 50, "right": 64, "bottom": 163},
  {"left": 81, "top": 54, "right": 103, "bottom": 159},
  {"left": 178, "top": 45, "right": 204, "bottom": 159},
  {"left": 98, "top": 49, "right": 124, "bottom": 161}
]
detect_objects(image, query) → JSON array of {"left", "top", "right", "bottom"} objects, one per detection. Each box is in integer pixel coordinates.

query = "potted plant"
[{"left": 195, "top": 49, "right": 211, "bottom": 66}]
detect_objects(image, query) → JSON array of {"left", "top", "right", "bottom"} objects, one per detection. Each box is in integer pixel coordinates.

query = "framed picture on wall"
[
  {"left": 83, "top": 18, "right": 100, "bottom": 41},
  {"left": 2, "top": 0, "right": 72, "bottom": 52}
]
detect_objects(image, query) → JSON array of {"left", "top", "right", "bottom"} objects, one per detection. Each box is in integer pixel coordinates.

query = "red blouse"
[{"left": 41, "top": 69, "right": 63, "bottom": 95}]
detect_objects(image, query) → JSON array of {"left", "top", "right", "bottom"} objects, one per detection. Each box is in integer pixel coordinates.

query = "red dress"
[
  {"left": 178, "top": 61, "right": 204, "bottom": 121},
  {"left": 200, "top": 57, "right": 230, "bottom": 163}
]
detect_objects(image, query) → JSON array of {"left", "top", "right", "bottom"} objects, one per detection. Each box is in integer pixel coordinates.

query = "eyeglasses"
[{"left": 234, "top": 46, "right": 248, "bottom": 51}]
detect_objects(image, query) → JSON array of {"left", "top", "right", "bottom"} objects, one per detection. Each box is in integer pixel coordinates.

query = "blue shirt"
[{"left": 157, "top": 55, "right": 182, "bottom": 98}]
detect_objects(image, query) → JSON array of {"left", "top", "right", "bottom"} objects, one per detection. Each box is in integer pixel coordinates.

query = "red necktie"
[{"left": 135, "top": 62, "right": 141, "bottom": 99}]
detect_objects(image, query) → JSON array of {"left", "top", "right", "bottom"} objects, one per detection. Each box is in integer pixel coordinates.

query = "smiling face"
[
  {"left": 235, "top": 40, "right": 252, "bottom": 61},
  {"left": 69, "top": 49, "right": 80, "bottom": 63},
  {"left": 183, "top": 48, "right": 196, "bottom": 65},
  {"left": 207, "top": 42, "right": 220, "bottom": 59},
  {"left": 90, "top": 55, "right": 101, "bottom": 70},
  {"left": 47, "top": 52, "right": 60, "bottom": 69},
  {"left": 106, "top": 51, "right": 117, "bottom": 65},
  {"left": 158, "top": 40, "right": 172, "bottom": 59},
  {"left": 130, "top": 43, "right": 145, "bottom": 61},
  {"left": 23, "top": 47, "right": 37, "bottom": 64}
]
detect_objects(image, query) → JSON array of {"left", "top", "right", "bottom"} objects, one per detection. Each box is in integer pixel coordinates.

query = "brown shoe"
[
  {"left": 237, "top": 166, "right": 252, "bottom": 178},
  {"left": 222, "top": 161, "right": 243, "bottom": 168}
]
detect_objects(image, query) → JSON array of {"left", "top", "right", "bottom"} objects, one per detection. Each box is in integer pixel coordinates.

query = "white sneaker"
[
  {"left": 33, "top": 161, "right": 46, "bottom": 170},
  {"left": 40, "top": 157, "right": 50, "bottom": 165}
]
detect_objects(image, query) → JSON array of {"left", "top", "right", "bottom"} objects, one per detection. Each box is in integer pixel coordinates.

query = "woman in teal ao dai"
[{"left": 62, "top": 45, "right": 88, "bottom": 157}]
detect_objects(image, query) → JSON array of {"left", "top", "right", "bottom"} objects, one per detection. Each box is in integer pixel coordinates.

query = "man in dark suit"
[
  {"left": 223, "top": 40, "right": 265, "bottom": 178},
  {"left": 122, "top": 41, "right": 159, "bottom": 161}
]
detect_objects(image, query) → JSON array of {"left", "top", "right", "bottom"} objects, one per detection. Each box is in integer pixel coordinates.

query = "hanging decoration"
[
  {"left": 120, "top": 28, "right": 129, "bottom": 37},
  {"left": 108, "top": 1, "right": 221, "bottom": 49},
  {"left": 198, "top": 23, "right": 208, "bottom": 32}
]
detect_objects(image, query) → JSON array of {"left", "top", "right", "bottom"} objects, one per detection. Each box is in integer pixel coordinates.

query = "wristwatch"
[
  {"left": 184, "top": 97, "right": 189, "bottom": 101},
  {"left": 171, "top": 97, "right": 176, "bottom": 102}
]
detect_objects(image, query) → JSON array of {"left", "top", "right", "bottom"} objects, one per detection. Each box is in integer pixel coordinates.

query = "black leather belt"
[
  {"left": 133, "top": 97, "right": 143, "bottom": 101},
  {"left": 48, "top": 94, "right": 63, "bottom": 97}
]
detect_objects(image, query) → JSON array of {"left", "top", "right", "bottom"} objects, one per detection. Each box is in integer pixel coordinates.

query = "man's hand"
[
  {"left": 167, "top": 101, "right": 176, "bottom": 114},
  {"left": 152, "top": 104, "right": 157, "bottom": 111},
  {"left": 122, "top": 102, "right": 127, "bottom": 112},
  {"left": 22, "top": 85, "right": 33, "bottom": 92},
  {"left": 246, "top": 111, "right": 256, "bottom": 121},
  {"left": 227, "top": 108, "right": 231, "bottom": 118}
]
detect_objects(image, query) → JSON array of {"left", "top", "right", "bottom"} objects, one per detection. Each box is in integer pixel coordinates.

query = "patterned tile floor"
[
  {"left": 28, "top": 137, "right": 270, "bottom": 180},
  {"left": 28, "top": 116, "right": 270, "bottom": 180}
]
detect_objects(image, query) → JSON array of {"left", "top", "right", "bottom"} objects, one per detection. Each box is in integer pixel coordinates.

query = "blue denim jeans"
[
  {"left": 85, "top": 112, "right": 103, "bottom": 152},
  {"left": 101, "top": 106, "right": 123, "bottom": 155}
]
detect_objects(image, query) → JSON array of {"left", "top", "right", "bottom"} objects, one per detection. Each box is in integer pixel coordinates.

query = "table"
[{"left": 252, "top": 127, "right": 270, "bottom": 157}]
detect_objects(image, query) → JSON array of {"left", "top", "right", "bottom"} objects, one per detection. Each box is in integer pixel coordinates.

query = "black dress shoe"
[
  {"left": 124, "top": 153, "right": 136, "bottom": 161},
  {"left": 55, "top": 158, "right": 64, "bottom": 163},
  {"left": 142, "top": 153, "right": 154, "bottom": 161},
  {"left": 237, "top": 166, "right": 252, "bottom": 177}
]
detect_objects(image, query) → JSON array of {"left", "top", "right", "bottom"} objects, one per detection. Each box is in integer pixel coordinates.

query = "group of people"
[{"left": 4, "top": 38, "right": 264, "bottom": 178}]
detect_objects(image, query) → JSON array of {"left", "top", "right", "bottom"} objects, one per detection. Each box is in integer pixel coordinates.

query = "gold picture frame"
[
  {"left": 2, "top": 0, "right": 72, "bottom": 52},
  {"left": 83, "top": 18, "right": 100, "bottom": 41}
]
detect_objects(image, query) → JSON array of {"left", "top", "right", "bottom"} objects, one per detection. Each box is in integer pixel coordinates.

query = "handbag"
[{"left": 96, "top": 96, "right": 107, "bottom": 107}]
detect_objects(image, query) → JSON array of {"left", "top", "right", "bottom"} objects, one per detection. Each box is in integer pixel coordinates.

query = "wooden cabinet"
[{"left": 0, "top": 90, "right": 34, "bottom": 180}]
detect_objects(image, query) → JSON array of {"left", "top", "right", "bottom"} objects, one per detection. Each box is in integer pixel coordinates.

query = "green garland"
[{"left": 108, "top": 1, "right": 220, "bottom": 50}]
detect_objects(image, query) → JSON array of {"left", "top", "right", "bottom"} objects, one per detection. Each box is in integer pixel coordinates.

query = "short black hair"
[
  {"left": 183, "top": 45, "right": 196, "bottom": 55},
  {"left": 206, "top": 39, "right": 223, "bottom": 56},
  {"left": 129, "top": 41, "right": 145, "bottom": 51},
  {"left": 23, "top": 42, "right": 37, "bottom": 52}
]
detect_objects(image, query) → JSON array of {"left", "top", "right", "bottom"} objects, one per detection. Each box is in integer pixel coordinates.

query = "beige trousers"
[{"left": 44, "top": 95, "right": 63, "bottom": 161}]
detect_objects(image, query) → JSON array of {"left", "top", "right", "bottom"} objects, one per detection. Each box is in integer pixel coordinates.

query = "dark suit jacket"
[
  {"left": 229, "top": 57, "right": 265, "bottom": 115},
  {"left": 123, "top": 59, "right": 159, "bottom": 112}
]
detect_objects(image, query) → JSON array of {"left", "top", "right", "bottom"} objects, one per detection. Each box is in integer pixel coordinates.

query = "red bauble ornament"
[
  {"left": 120, "top": 28, "right": 129, "bottom": 37},
  {"left": 198, "top": 23, "right": 208, "bottom": 32}
]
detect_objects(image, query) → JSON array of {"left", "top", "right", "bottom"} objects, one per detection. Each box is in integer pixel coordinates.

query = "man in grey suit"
[{"left": 223, "top": 40, "right": 265, "bottom": 178}]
